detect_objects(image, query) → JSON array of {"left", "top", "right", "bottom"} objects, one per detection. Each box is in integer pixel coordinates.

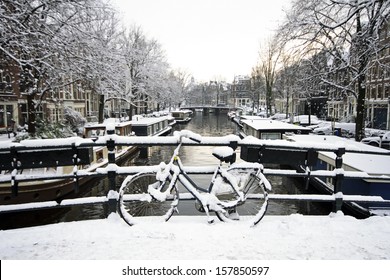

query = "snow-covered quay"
[
  {"left": 2, "top": 212, "right": 390, "bottom": 280},
  {"left": 1, "top": 212, "right": 390, "bottom": 260}
]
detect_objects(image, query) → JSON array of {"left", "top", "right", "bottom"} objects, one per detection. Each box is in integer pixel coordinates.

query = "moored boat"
[
  {"left": 0, "top": 120, "right": 137, "bottom": 205},
  {"left": 286, "top": 134, "right": 390, "bottom": 217},
  {"left": 171, "top": 109, "right": 193, "bottom": 124},
  {"left": 130, "top": 115, "right": 172, "bottom": 136},
  {"left": 238, "top": 118, "right": 312, "bottom": 139}
]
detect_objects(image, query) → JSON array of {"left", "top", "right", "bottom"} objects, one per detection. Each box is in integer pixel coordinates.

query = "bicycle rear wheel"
[
  {"left": 214, "top": 170, "right": 269, "bottom": 226},
  {"left": 118, "top": 173, "right": 179, "bottom": 225}
]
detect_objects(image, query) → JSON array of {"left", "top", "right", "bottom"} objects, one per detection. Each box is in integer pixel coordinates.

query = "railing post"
[
  {"left": 106, "top": 127, "right": 117, "bottom": 214},
  {"left": 10, "top": 146, "right": 19, "bottom": 197},
  {"left": 333, "top": 148, "right": 345, "bottom": 212},
  {"left": 72, "top": 143, "right": 80, "bottom": 193}
]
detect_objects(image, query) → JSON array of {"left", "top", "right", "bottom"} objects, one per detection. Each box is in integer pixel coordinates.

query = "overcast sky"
[{"left": 111, "top": 0, "right": 291, "bottom": 82}]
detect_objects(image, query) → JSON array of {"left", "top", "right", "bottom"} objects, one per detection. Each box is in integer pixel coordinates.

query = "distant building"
[
  {"left": 327, "top": 21, "right": 390, "bottom": 129},
  {"left": 364, "top": 21, "right": 390, "bottom": 130},
  {"left": 0, "top": 57, "right": 21, "bottom": 132},
  {"left": 230, "top": 75, "right": 252, "bottom": 108},
  {"left": 0, "top": 53, "right": 96, "bottom": 132}
]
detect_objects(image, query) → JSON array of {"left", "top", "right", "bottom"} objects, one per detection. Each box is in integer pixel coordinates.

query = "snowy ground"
[
  {"left": 1, "top": 212, "right": 390, "bottom": 260},
  {"left": 2, "top": 209, "right": 390, "bottom": 280}
]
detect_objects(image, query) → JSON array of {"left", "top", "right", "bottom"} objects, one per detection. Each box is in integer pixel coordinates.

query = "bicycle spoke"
[
  {"left": 118, "top": 173, "right": 178, "bottom": 225},
  {"left": 214, "top": 169, "right": 269, "bottom": 225}
]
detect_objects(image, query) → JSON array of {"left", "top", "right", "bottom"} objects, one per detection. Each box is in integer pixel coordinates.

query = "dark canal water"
[{"left": 0, "top": 112, "right": 330, "bottom": 229}]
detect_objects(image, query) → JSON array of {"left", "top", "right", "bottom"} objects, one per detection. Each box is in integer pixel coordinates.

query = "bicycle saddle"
[{"left": 212, "top": 147, "right": 236, "bottom": 163}]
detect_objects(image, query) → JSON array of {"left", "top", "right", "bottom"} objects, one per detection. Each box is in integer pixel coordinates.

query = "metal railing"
[{"left": 1, "top": 130, "right": 390, "bottom": 218}]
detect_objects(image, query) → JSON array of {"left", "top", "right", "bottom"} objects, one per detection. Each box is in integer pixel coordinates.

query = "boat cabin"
[
  {"left": 171, "top": 110, "right": 192, "bottom": 123},
  {"left": 130, "top": 116, "right": 172, "bottom": 136},
  {"left": 240, "top": 119, "right": 312, "bottom": 139},
  {"left": 83, "top": 119, "right": 132, "bottom": 138}
]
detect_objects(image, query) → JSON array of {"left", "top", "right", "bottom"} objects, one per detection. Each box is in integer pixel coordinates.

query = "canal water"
[
  {"left": 0, "top": 112, "right": 330, "bottom": 229},
  {"left": 59, "top": 111, "right": 330, "bottom": 223}
]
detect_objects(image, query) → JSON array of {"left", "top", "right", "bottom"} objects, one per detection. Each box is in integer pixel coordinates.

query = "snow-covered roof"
[
  {"left": 241, "top": 119, "right": 312, "bottom": 131},
  {"left": 171, "top": 109, "right": 192, "bottom": 114},
  {"left": 130, "top": 116, "right": 170, "bottom": 126},
  {"left": 84, "top": 118, "right": 132, "bottom": 129}
]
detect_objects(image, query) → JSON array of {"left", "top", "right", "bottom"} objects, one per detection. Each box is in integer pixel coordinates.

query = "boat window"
[
  {"left": 89, "top": 129, "right": 105, "bottom": 137},
  {"left": 261, "top": 132, "right": 281, "bottom": 140},
  {"left": 96, "top": 150, "right": 104, "bottom": 162}
]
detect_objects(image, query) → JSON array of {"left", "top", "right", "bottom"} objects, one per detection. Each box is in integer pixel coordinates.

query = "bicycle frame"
[
  {"left": 152, "top": 142, "right": 244, "bottom": 223},
  {"left": 118, "top": 131, "right": 270, "bottom": 226}
]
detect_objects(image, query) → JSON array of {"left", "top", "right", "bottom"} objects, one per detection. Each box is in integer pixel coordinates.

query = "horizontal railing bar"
[
  {"left": 2, "top": 165, "right": 390, "bottom": 184},
  {"left": 2, "top": 192, "right": 390, "bottom": 214},
  {"left": 1, "top": 135, "right": 389, "bottom": 156},
  {"left": 0, "top": 196, "right": 108, "bottom": 214},
  {"left": 266, "top": 194, "right": 390, "bottom": 203}
]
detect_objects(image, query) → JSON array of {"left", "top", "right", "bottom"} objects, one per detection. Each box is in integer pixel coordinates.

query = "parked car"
[
  {"left": 313, "top": 122, "right": 356, "bottom": 138},
  {"left": 361, "top": 131, "right": 390, "bottom": 149}
]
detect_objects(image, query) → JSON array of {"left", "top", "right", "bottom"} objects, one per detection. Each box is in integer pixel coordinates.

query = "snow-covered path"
[{"left": 1, "top": 212, "right": 390, "bottom": 260}]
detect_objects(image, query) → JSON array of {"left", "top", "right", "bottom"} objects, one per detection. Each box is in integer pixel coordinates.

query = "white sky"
[{"left": 111, "top": 0, "right": 291, "bottom": 82}]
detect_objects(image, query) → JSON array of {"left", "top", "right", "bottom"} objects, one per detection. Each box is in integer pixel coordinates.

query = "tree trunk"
[
  {"left": 285, "top": 90, "right": 289, "bottom": 119},
  {"left": 354, "top": 8, "right": 366, "bottom": 142},
  {"left": 355, "top": 74, "right": 366, "bottom": 141},
  {"left": 98, "top": 94, "right": 104, "bottom": 123},
  {"left": 27, "top": 94, "right": 36, "bottom": 136}
]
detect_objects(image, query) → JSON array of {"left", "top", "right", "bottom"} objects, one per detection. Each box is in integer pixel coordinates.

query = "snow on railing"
[{"left": 1, "top": 131, "right": 390, "bottom": 216}]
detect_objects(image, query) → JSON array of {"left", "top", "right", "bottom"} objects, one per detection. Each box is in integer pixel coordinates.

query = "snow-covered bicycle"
[{"left": 118, "top": 130, "right": 271, "bottom": 226}]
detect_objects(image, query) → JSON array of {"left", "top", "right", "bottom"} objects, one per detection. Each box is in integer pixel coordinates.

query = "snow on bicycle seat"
[{"left": 212, "top": 147, "right": 235, "bottom": 163}]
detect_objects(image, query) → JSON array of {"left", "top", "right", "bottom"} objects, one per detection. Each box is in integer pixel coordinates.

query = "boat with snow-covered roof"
[
  {"left": 130, "top": 115, "right": 172, "bottom": 136},
  {"left": 238, "top": 118, "right": 312, "bottom": 139},
  {"left": 286, "top": 134, "right": 390, "bottom": 217},
  {"left": 171, "top": 109, "right": 193, "bottom": 124},
  {"left": 0, "top": 119, "right": 137, "bottom": 205}
]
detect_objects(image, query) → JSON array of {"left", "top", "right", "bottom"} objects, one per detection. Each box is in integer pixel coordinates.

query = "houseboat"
[
  {"left": 286, "top": 134, "right": 390, "bottom": 217},
  {"left": 83, "top": 119, "right": 137, "bottom": 165},
  {"left": 239, "top": 118, "right": 312, "bottom": 139},
  {"left": 0, "top": 120, "right": 137, "bottom": 205},
  {"left": 130, "top": 115, "right": 172, "bottom": 136},
  {"left": 171, "top": 109, "right": 192, "bottom": 124}
]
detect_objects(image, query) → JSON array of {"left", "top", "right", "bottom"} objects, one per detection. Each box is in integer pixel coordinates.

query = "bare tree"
[
  {"left": 274, "top": 50, "right": 300, "bottom": 119},
  {"left": 256, "top": 38, "right": 282, "bottom": 117},
  {"left": 1, "top": 0, "right": 115, "bottom": 134},
  {"left": 118, "top": 25, "right": 169, "bottom": 116},
  {"left": 279, "top": 0, "right": 390, "bottom": 140}
]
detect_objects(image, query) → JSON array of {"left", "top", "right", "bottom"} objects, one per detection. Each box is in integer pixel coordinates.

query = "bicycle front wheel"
[
  {"left": 118, "top": 173, "right": 179, "bottom": 225},
  {"left": 214, "top": 170, "right": 269, "bottom": 226}
]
